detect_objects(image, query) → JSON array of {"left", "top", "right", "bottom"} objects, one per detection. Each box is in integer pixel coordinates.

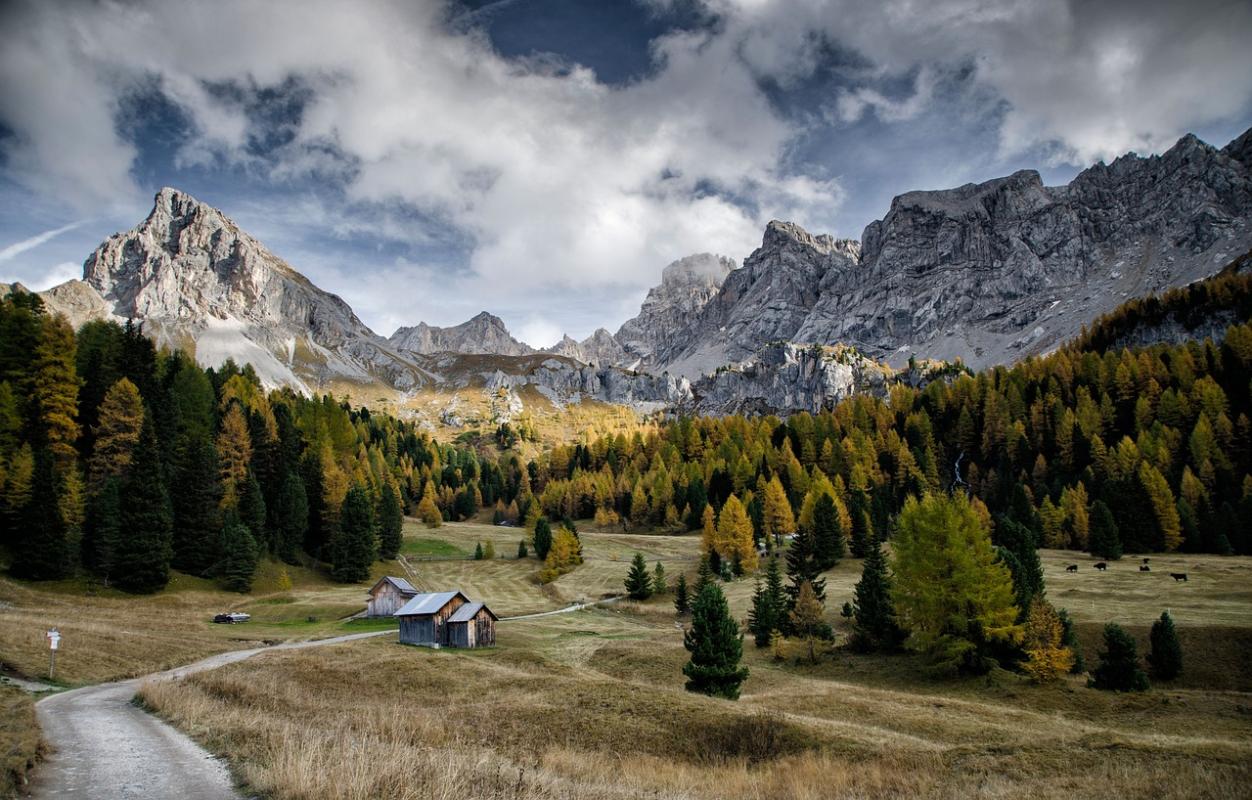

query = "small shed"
[
  {"left": 366, "top": 576, "right": 419, "bottom": 617},
  {"left": 446, "top": 601, "right": 498, "bottom": 648},
  {"left": 396, "top": 590, "right": 468, "bottom": 646}
]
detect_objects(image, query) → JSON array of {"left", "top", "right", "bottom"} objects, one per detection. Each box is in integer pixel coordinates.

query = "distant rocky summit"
[{"left": 15, "top": 126, "right": 1251, "bottom": 417}]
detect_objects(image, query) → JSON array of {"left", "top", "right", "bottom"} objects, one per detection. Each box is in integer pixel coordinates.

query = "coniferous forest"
[{"left": 3, "top": 273, "right": 1252, "bottom": 595}]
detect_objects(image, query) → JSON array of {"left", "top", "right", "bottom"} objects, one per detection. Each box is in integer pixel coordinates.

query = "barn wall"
[
  {"left": 399, "top": 616, "right": 435, "bottom": 645},
  {"left": 368, "top": 584, "right": 406, "bottom": 617},
  {"left": 474, "top": 610, "right": 495, "bottom": 647},
  {"left": 448, "top": 622, "right": 470, "bottom": 648}
]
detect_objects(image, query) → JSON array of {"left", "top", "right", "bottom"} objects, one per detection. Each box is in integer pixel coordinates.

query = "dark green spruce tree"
[
  {"left": 533, "top": 516, "right": 553, "bottom": 560},
  {"left": 673, "top": 573, "right": 690, "bottom": 616},
  {"left": 851, "top": 534, "right": 902, "bottom": 652},
  {"left": 994, "top": 516, "right": 1045, "bottom": 617},
  {"left": 785, "top": 525, "right": 825, "bottom": 613},
  {"left": 1058, "top": 607, "right": 1085, "bottom": 673},
  {"left": 812, "top": 494, "right": 845, "bottom": 570},
  {"left": 170, "top": 433, "right": 221, "bottom": 575},
  {"left": 1090, "top": 623, "right": 1149, "bottom": 691},
  {"left": 217, "top": 518, "right": 259, "bottom": 592},
  {"left": 1147, "top": 611, "right": 1183, "bottom": 681},
  {"left": 682, "top": 582, "right": 749, "bottom": 700},
  {"left": 12, "top": 450, "right": 77, "bottom": 580},
  {"left": 330, "top": 484, "right": 377, "bottom": 583},
  {"left": 83, "top": 477, "right": 122, "bottom": 579},
  {"left": 237, "top": 469, "right": 268, "bottom": 551},
  {"left": 624, "top": 552, "right": 653, "bottom": 600},
  {"left": 376, "top": 482, "right": 404, "bottom": 560},
  {"left": 746, "top": 556, "right": 786, "bottom": 647},
  {"left": 272, "top": 471, "right": 308, "bottom": 565},
  {"left": 113, "top": 416, "right": 173, "bottom": 593},
  {"left": 1089, "top": 500, "right": 1123, "bottom": 560}
]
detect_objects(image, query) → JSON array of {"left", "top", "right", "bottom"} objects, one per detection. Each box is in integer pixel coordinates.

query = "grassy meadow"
[{"left": 4, "top": 517, "right": 1252, "bottom": 798}]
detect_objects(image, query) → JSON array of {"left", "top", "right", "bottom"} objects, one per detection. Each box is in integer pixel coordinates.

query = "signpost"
[{"left": 46, "top": 627, "right": 60, "bottom": 680}]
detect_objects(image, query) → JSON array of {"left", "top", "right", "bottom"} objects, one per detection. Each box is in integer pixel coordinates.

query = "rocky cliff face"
[
  {"left": 657, "top": 128, "right": 1252, "bottom": 376},
  {"left": 684, "top": 342, "right": 890, "bottom": 416},
  {"left": 389, "top": 311, "right": 535, "bottom": 357},
  {"left": 81, "top": 188, "right": 432, "bottom": 391},
  {"left": 612, "top": 252, "right": 735, "bottom": 368},
  {"left": 544, "top": 328, "right": 630, "bottom": 366}
]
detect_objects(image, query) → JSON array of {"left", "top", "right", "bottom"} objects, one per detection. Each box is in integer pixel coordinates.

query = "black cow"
[
  {"left": 1139, "top": 565, "right": 1151, "bottom": 572},
  {"left": 1095, "top": 562, "right": 1108, "bottom": 571},
  {"left": 1065, "top": 564, "right": 1078, "bottom": 572},
  {"left": 1170, "top": 572, "right": 1188, "bottom": 582},
  {"left": 1142, "top": 557, "right": 1151, "bottom": 565}
]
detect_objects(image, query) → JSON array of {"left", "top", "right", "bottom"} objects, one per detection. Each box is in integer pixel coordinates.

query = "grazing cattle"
[
  {"left": 1095, "top": 562, "right": 1108, "bottom": 571},
  {"left": 1170, "top": 572, "right": 1188, "bottom": 582},
  {"left": 1066, "top": 564, "right": 1078, "bottom": 572},
  {"left": 1139, "top": 565, "right": 1151, "bottom": 572}
]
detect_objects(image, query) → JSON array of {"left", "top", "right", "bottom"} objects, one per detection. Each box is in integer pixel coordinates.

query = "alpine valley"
[{"left": 6, "top": 127, "right": 1250, "bottom": 437}]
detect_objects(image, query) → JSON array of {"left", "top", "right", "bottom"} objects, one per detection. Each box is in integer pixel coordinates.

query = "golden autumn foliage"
[{"left": 1022, "top": 599, "right": 1075, "bottom": 683}]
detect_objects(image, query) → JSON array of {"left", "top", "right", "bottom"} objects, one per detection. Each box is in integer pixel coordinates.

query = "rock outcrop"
[
  {"left": 656, "top": 128, "right": 1252, "bottom": 376},
  {"left": 81, "top": 187, "right": 432, "bottom": 391},
  {"left": 544, "top": 328, "right": 630, "bottom": 367},
  {"left": 389, "top": 311, "right": 534, "bottom": 357},
  {"left": 613, "top": 252, "right": 736, "bottom": 369}
]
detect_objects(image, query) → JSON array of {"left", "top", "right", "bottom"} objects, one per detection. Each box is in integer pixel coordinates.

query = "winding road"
[
  {"left": 25, "top": 630, "right": 392, "bottom": 800},
  {"left": 23, "top": 599, "right": 617, "bottom": 798}
]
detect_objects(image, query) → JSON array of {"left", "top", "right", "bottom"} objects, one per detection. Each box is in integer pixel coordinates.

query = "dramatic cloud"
[{"left": 0, "top": 0, "right": 1248, "bottom": 342}]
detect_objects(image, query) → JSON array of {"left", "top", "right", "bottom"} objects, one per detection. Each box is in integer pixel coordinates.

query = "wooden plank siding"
[
  {"left": 448, "top": 608, "right": 496, "bottom": 648},
  {"left": 398, "top": 595, "right": 466, "bottom": 646},
  {"left": 367, "top": 582, "right": 414, "bottom": 617}
]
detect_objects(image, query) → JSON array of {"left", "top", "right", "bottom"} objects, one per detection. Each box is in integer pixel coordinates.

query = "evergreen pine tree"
[
  {"left": 625, "top": 552, "right": 653, "bottom": 599},
  {"left": 238, "top": 469, "right": 268, "bottom": 548},
  {"left": 517, "top": 539, "right": 528, "bottom": 558},
  {"left": 272, "top": 470, "right": 308, "bottom": 565},
  {"left": 994, "top": 516, "right": 1045, "bottom": 617},
  {"left": 674, "top": 573, "right": 690, "bottom": 616},
  {"left": 652, "top": 561, "right": 667, "bottom": 594},
  {"left": 851, "top": 533, "right": 902, "bottom": 652},
  {"left": 170, "top": 433, "right": 221, "bottom": 575},
  {"left": 682, "top": 582, "right": 749, "bottom": 699},
  {"left": 377, "top": 482, "right": 404, "bottom": 560},
  {"left": 11, "top": 449, "right": 77, "bottom": 580},
  {"left": 82, "top": 477, "right": 121, "bottom": 578},
  {"left": 747, "top": 557, "right": 786, "bottom": 647},
  {"left": 533, "top": 516, "right": 553, "bottom": 560},
  {"left": 113, "top": 416, "right": 173, "bottom": 593},
  {"left": 1147, "top": 611, "right": 1183, "bottom": 681},
  {"left": 1090, "top": 623, "right": 1149, "bottom": 691},
  {"left": 217, "top": 518, "right": 258, "bottom": 592},
  {"left": 330, "top": 484, "right": 377, "bottom": 582},
  {"left": 474, "top": 541, "right": 484, "bottom": 560},
  {"left": 694, "top": 553, "right": 714, "bottom": 594},
  {"left": 1089, "top": 500, "right": 1123, "bottom": 560},
  {"left": 812, "top": 494, "right": 845, "bottom": 570},
  {"left": 785, "top": 524, "right": 825, "bottom": 614}
]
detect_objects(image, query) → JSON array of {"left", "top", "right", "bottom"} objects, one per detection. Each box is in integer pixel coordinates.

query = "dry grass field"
[
  {"left": 0, "top": 685, "right": 39, "bottom": 798},
  {"left": 6, "top": 517, "right": 1252, "bottom": 799}
]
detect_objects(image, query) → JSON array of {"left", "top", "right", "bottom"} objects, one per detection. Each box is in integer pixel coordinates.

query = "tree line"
[{"left": 0, "top": 294, "right": 529, "bottom": 592}]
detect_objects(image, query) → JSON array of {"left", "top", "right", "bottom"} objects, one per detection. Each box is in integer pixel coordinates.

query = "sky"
[{"left": 1, "top": 0, "right": 1250, "bottom": 347}]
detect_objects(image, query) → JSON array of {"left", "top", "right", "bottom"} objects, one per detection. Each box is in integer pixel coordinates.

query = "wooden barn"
[
  {"left": 395, "top": 590, "right": 496, "bottom": 648},
  {"left": 446, "top": 602, "right": 498, "bottom": 648},
  {"left": 366, "top": 576, "right": 419, "bottom": 617}
]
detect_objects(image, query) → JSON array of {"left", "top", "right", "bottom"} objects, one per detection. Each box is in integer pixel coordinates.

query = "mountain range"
[{"left": 6, "top": 126, "right": 1251, "bottom": 417}]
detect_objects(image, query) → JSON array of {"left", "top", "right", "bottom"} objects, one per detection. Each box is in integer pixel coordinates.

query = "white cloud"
[
  {"left": 1, "top": 0, "right": 1249, "bottom": 339},
  {"left": 0, "top": 221, "right": 84, "bottom": 263}
]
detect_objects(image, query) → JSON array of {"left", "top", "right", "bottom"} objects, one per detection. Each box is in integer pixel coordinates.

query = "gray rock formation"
[
  {"left": 685, "top": 342, "right": 891, "bottom": 416},
  {"left": 80, "top": 187, "right": 432, "bottom": 391},
  {"left": 659, "top": 128, "right": 1252, "bottom": 376},
  {"left": 389, "top": 311, "right": 534, "bottom": 357},
  {"left": 613, "top": 252, "right": 736, "bottom": 369},
  {"left": 544, "top": 328, "right": 630, "bottom": 366},
  {"left": 0, "top": 280, "right": 113, "bottom": 331}
]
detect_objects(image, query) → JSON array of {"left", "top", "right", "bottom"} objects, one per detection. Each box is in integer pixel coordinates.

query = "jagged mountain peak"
[{"left": 388, "top": 311, "right": 534, "bottom": 357}]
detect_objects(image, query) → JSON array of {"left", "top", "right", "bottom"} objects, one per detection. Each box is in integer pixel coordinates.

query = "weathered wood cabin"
[
  {"left": 366, "top": 576, "right": 419, "bottom": 617},
  {"left": 395, "top": 590, "right": 496, "bottom": 648},
  {"left": 447, "top": 602, "right": 498, "bottom": 648}
]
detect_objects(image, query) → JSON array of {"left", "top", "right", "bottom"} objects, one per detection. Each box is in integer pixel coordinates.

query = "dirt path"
[
  {"left": 500, "top": 594, "right": 623, "bottom": 621},
  {"left": 25, "top": 630, "right": 392, "bottom": 800}
]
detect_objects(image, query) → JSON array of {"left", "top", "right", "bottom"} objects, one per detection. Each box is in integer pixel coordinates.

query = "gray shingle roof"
[
  {"left": 395, "top": 591, "right": 464, "bottom": 616},
  {"left": 370, "top": 576, "right": 417, "bottom": 596}
]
